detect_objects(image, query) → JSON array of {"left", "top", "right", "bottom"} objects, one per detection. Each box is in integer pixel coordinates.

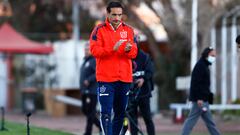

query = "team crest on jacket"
[{"left": 120, "top": 31, "right": 127, "bottom": 38}]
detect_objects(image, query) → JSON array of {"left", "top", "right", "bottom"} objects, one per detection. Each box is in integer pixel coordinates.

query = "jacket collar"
[{"left": 105, "top": 18, "right": 122, "bottom": 31}]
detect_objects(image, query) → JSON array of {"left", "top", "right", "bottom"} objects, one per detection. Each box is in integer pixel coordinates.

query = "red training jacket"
[{"left": 89, "top": 19, "right": 137, "bottom": 82}]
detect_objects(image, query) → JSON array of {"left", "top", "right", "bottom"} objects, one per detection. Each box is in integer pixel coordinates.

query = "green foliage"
[
  {"left": 0, "top": 121, "right": 72, "bottom": 135},
  {"left": 7, "top": 1, "right": 96, "bottom": 41},
  {"left": 222, "top": 99, "right": 240, "bottom": 116},
  {"left": 232, "top": 99, "right": 240, "bottom": 104},
  {"left": 159, "top": 134, "right": 240, "bottom": 135},
  {"left": 154, "top": 33, "right": 191, "bottom": 109},
  {"left": 155, "top": 52, "right": 187, "bottom": 110}
]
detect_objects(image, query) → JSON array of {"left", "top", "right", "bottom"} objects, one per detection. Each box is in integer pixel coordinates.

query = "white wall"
[
  {"left": 24, "top": 39, "right": 86, "bottom": 90},
  {"left": 48, "top": 39, "right": 85, "bottom": 89}
]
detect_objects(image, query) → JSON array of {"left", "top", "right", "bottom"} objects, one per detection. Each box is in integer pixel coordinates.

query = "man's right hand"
[
  {"left": 124, "top": 42, "right": 132, "bottom": 52},
  {"left": 113, "top": 40, "right": 124, "bottom": 51}
]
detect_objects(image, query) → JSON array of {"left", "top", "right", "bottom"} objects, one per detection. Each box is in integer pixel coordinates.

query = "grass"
[
  {"left": 157, "top": 133, "right": 239, "bottom": 135},
  {"left": 0, "top": 121, "right": 72, "bottom": 135}
]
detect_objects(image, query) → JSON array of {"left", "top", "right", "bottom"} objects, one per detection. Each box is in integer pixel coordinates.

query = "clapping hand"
[
  {"left": 113, "top": 40, "right": 124, "bottom": 51},
  {"left": 124, "top": 41, "right": 132, "bottom": 52}
]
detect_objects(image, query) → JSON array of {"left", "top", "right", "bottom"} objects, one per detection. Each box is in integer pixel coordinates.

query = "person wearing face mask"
[
  {"left": 181, "top": 47, "right": 221, "bottom": 135},
  {"left": 235, "top": 35, "right": 240, "bottom": 49}
]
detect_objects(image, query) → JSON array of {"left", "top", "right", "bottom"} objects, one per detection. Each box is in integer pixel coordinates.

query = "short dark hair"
[
  {"left": 236, "top": 35, "right": 240, "bottom": 44},
  {"left": 201, "top": 47, "right": 214, "bottom": 58},
  {"left": 106, "top": 1, "right": 123, "bottom": 13}
]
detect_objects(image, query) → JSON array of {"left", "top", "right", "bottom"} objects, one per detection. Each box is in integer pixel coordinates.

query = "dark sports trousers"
[
  {"left": 82, "top": 94, "right": 101, "bottom": 135},
  {"left": 97, "top": 81, "right": 131, "bottom": 135},
  {"left": 127, "top": 97, "right": 155, "bottom": 135}
]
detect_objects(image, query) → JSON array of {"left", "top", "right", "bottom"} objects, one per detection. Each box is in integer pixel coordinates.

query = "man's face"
[
  {"left": 84, "top": 46, "right": 91, "bottom": 57},
  {"left": 107, "top": 7, "right": 123, "bottom": 27}
]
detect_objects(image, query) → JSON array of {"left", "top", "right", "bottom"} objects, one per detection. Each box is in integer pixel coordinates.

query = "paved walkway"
[{"left": 5, "top": 111, "right": 240, "bottom": 135}]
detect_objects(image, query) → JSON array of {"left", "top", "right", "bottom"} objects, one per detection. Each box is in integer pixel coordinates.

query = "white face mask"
[{"left": 207, "top": 56, "right": 216, "bottom": 63}]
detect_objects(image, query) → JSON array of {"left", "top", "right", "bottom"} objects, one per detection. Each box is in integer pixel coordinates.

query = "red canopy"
[{"left": 0, "top": 23, "right": 53, "bottom": 54}]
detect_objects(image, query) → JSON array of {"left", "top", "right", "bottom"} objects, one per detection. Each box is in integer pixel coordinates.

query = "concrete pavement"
[{"left": 5, "top": 111, "right": 240, "bottom": 135}]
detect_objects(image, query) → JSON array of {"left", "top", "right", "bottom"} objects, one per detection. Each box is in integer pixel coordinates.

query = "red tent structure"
[
  {"left": 0, "top": 23, "right": 53, "bottom": 54},
  {"left": 0, "top": 23, "right": 54, "bottom": 110}
]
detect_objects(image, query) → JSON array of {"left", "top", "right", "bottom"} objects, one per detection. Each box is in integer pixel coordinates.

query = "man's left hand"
[{"left": 84, "top": 80, "right": 89, "bottom": 86}]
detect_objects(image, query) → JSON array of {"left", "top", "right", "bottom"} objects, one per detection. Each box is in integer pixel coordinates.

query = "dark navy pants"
[
  {"left": 128, "top": 97, "right": 155, "bottom": 135},
  {"left": 97, "top": 81, "right": 131, "bottom": 135},
  {"left": 82, "top": 94, "right": 101, "bottom": 135}
]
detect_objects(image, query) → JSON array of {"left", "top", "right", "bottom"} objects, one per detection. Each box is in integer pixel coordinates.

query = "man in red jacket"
[{"left": 89, "top": 1, "right": 137, "bottom": 135}]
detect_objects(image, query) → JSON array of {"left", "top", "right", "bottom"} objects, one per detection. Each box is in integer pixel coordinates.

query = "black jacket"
[
  {"left": 132, "top": 50, "right": 154, "bottom": 98},
  {"left": 189, "top": 57, "right": 211, "bottom": 102},
  {"left": 79, "top": 56, "right": 97, "bottom": 95}
]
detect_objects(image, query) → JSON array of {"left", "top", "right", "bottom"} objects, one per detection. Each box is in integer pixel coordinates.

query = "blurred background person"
[
  {"left": 126, "top": 40, "right": 155, "bottom": 135},
  {"left": 235, "top": 35, "right": 240, "bottom": 49},
  {"left": 79, "top": 42, "right": 101, "bottom": 135},
  {"left": 181, "top": 47, "right": 221, "bottom": 135}
]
